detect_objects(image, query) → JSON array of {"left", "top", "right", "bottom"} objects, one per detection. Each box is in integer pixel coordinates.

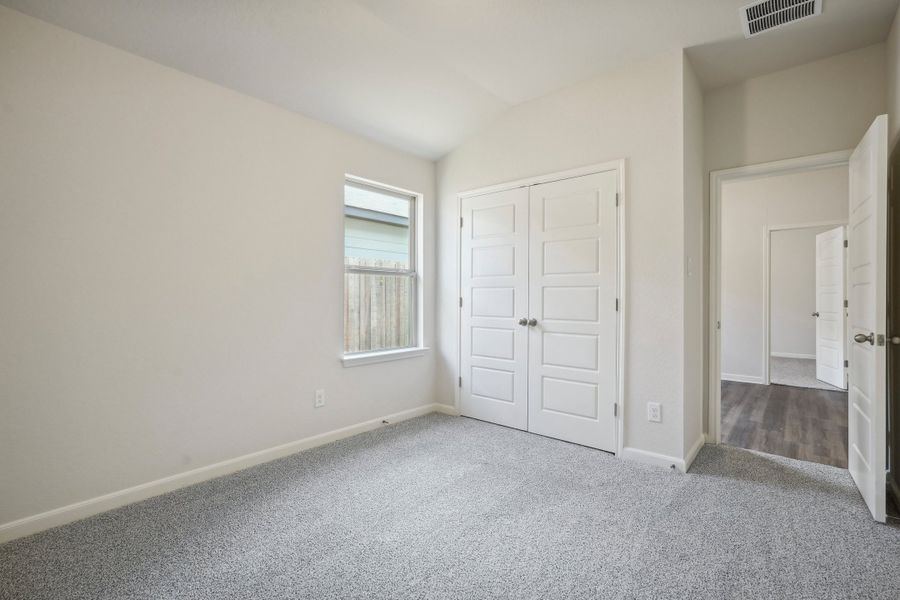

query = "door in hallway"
[{"left": 814, "top": 226, "right": 846, "bottom": 389}]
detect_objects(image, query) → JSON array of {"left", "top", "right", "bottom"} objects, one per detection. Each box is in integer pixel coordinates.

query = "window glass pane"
[
  {"left": 344, "top": 184, "right": 411, "bottom": 270},
  {"left": 343, "top": 272, "right": 414, "bottom": 354}
]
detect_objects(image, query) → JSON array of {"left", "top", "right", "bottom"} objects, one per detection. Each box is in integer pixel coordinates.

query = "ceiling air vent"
[{"left": 740, "top": 0, "right": 822, "bottom": 38}]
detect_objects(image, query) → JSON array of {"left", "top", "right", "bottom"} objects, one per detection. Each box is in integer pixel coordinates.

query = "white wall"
[
  {"left": 720, "top": 167, "right": 848, "bottom": 382},
  {"left": 436, "top": 50, "right": 702, "bottom": 464},
  {"left": 0, "top": 7, "right": 436, "bottom": 527},
  {"left": 705, "top": 44, "right": 887, "bottom": 173},
  {"left": 770, "top": 226, "right": 835, "bottom": 358}
]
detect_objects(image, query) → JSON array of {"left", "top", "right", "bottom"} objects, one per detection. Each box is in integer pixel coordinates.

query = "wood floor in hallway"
[{"left": 721, "top": 380, "right": 849, "bottom": 468}]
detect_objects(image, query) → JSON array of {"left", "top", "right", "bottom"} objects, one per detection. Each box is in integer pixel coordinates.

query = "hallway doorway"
[{"left": 712, "top": 151, "right": 851, "bottom": 469}]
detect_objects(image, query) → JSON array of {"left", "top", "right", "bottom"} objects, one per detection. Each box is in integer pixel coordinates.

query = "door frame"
[
  {"left": 455, "top": 160, "right": 626, "bottom": 455},
  {"left": 765, "top": 221, "right": 848, "bottom": 384},
  {"left": 708, "top": 150, "right": 852, "bottom": 443}
]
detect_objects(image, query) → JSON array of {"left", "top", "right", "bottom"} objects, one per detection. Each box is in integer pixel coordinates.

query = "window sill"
[{"left": 341, "top": 347, "right": 429, "bottom": 368}]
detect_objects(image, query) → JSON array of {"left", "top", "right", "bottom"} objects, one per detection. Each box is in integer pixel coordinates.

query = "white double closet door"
[{"left": 459, "top": 170, "right": 618, "bottom": 452}]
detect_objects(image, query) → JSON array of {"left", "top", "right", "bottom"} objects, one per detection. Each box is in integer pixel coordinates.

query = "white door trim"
[
  {"left": 456, "top": 160, "right": 626, "bottom": 456},
  {"left": 708, "top": 150, "right": 852, "bottom": 443}
]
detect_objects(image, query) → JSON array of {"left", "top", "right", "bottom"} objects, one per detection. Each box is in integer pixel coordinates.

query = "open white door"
[
  {"left": 814, "top": 226, "right": 847, "bottom": 389},
  {"left": 459, "top": 188, "right": 529, "bottom": 430},
  {"left": 847, "top": 114, "right": 888, "bottom": 522}
]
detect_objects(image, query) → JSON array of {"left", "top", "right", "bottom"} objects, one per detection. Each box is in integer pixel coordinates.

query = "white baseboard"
[
  {"left": 620, "top": 446, "right": 687, "bottom": 473},
  {"left": 0, "top": 403, "right": 451, "bottom": 544},
  {"left": 770, "top": 352, "right": 815, "bottom": 360},
  {"left": 621, "top": 436, "right": 706, "bottom": 474},
  {"left": 684, "top": 434, "right": 706, "bottom": 472},
  {"left": 721, "top": 373, "right": 765, "bottom": 385}
]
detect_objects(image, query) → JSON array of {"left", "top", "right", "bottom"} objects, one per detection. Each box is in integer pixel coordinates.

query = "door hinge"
[
  {"left": 459, "top": 296, "right": 463, "bottom": 308},
  {"left": 844, "top": 359, "right": 849, "bottom": 368},
  {"left": 460, "top": 216, "right": 463, "bottom": 228},
  {"left": 615, "top": 192, "right": 620, "bottom": 207},
  {"left": 615, "top": 298, "right": 619, "bottom": 312},
  {"left": 613, "top": 403, "right": 618, "bottom": 417},
  {"left": 717, "top": 321, "right": 721, "bottom": 330},
  {"left": 458, "top": 376, "right": 462, "bottom": 388},
  {"left": 843, "top": 239, "right": 848, "bottom": 248},
  {"left": 844, "top": 299, "right": 848, "bottom": 308}
]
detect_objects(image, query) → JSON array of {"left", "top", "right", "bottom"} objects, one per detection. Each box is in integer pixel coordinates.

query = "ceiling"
[{"left": 2, "top": 0, "right": 897, "bottom": 159}]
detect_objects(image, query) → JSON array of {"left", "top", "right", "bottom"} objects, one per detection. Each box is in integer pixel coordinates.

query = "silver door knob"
[
  {"left": 518, "top": 318, "right": 528, "bottom": 326},
  {"left": 811, "top": 312, "right": 820, "bottom": 317},
  {"left": 854, "top": 332, "right": 875, "bottom": 345},
  {"left": 891, "top": 336, "right": 900, "bottom": 345},
  {"left": 528, "top": 318, "right": 538, "bottom": 327}
]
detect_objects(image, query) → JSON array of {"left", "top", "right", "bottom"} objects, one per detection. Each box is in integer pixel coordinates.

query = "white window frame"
[{"left": 342, "top": 175, "right": 426, "bottom": 367}]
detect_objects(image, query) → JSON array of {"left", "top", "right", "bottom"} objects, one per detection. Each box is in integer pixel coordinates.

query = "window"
[{"left": 343, "top": 178, "right": 421, "bottom": 361}]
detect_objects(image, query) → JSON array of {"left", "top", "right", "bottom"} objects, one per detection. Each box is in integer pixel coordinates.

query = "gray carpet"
[
  {"left": 2, "top": 414, "right": 899, "bottom": 600},
  {"left": 770, "top": 356, "right": 845, "bottom": 391}
]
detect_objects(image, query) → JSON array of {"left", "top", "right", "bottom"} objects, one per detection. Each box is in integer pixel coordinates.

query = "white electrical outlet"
[
  {"left": 647, "top": 402, "right": 661, "bottom": 423},
  {"left": 314, "top": 389, "right": 326, "bottom": 408}
]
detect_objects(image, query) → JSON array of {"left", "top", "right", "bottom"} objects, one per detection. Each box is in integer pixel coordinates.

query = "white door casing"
[
  {"left": 459, "top": 187, "right": 529, "bottom": 430},
  {"left": 527, "top": 171, "right": 618, "bottom": 451},
  {"left": 709, "top": 150, "right": 854, "bottom": 444},
  {"left": 847, "top": 114, "right": 888, "bottom": 522},
  {"left": 814, "top": 226, "right": 847, "bottom": 389}
]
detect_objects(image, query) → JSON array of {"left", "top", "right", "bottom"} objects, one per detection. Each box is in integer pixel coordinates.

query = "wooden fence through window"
[{"left": 344, "top": 257, "right": 412, "bottom": 353}]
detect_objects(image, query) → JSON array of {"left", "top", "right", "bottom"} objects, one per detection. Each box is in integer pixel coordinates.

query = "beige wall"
[
  {"left": 720, "top": 167, "right": 848, "bottom": 382},
  {"left": 705, "top": 43, "right": 887, "bottom": 174},
  {"left": 770, "top": 226, "right": 834, "bottom": 359},
  {"left": 0, "top": 7, "right": 436, "bottom": 526},
  {"left": 889, "top": 5, "right": 900, "bottom": 150},
  {"left": 682, "top": 55, "right": 705, "bottom": 455},
  {"left": 436, "top": 50, "right": 701, "bottom": 463}
]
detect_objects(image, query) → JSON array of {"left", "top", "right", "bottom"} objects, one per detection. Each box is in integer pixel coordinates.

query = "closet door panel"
[
  {"left": 459, "top": 188, "right": 529, "bottom": 430},
  {"left": 527, "top": 171, "right": 618, "bottom": 451}
]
